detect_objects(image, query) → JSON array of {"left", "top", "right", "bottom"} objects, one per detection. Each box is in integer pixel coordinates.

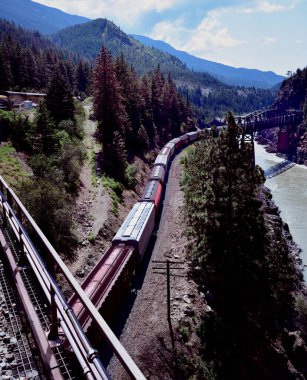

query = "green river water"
[{"left": 255, "top": 143, "right": 307, "bottom": 278}]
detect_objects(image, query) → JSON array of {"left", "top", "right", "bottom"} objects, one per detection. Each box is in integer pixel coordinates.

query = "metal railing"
[{"left": 0, "top": 175, "right": 146, "bottom": 380}]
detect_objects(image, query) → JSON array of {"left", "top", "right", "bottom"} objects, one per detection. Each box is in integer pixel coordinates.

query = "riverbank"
[{"left": 255, "top": 142, "right": 307, "bottom": 278}]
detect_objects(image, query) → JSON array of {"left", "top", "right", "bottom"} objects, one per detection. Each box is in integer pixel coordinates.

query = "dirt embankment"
[{"left": 67, "top": 103, "right": 150, "bottom": 282}]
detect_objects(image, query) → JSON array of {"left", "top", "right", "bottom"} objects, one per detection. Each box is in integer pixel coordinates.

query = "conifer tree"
[
  {"left": 140, "top": 75, "right": 155, "bottom": 147},
  {"left": 115, "top": 55, "right": 142, "bottom": 151},
  {"left": 92, "top": 47, "right": 129, "bottom": 178},
  {"left": 183, "top": 113, "right": 301, "bottom": 379},
  {"left": 45, "top": 67, "right": 75, "bottom": 124},
  {"left": 32, "top": 101, "right": 55, "bottom": 154},
  {"left": 151, "top": 66, "right": 165, "bottom": 143}
]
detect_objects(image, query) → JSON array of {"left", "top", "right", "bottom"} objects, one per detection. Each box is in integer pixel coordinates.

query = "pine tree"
[
  {"left": 32, "top": 101, "right": 56, "bottom": 154},
  {"left": 151, "top": 66, "right": 165, "bottom": 143},
  {"left": 115, "top": 55, "right": 142, "bottom": 151},
  {"left": 0, "top": 40, "right": 13, "bottom": 89},
  {"left": 75, "top": 61, "right": 90, "bottom": 95},
  {"left": 45, "top": 67, "right": 75, "bottom": 124},
  {"left": 139, "top": 75, "right": 155, "bottom": 147},
  {"left": 92, "top": 47, "right": 129, "bottom": 178}
]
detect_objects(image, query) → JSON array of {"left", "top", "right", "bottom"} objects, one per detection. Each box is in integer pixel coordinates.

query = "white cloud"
[
  {"left": 34, "top": 0, "right": 180, "bottom": 24},
  {"left": 294, "top": 39, "right": 303, "bottom": 44},
  {"left": 150, "top": 8, "right": 245, "bottom": 57},
  {"left": 262, "top": 36, "right": 277, "bottom": 44},
  {"left": 241, "top": 0, "right": 299, "bottom": 14}
]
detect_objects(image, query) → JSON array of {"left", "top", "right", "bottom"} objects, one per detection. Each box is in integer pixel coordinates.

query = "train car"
[
  {"left": 112, "top": 201, "right": 155, "bottom": 258},
  {"left": 69, "top": 130, "right": 204, "bottom": 333},
  {"left": 174, "top": 134, "right": 188, "bottom": 149},
  {"left": 174, "top": 137, "right": 183, "bottom": 150},
  {"left": 69, "top": 245, "right": 136, "bottom": 329},
  {"left": 140, "top": 180, "right": 163, "bottom": 210},
  {"left": 153, "top": 149, "right": 172, "bottom": 169},
  {"left": 165, "top": 141, "right": 176, "bottom": 156},
  {"left": 180, "top": 133, "right": 189, "bottom": 146},
  {"left": 149, "top": 164, "right": 166, "bottom": 185},
  {"left": 187, "top": 131, "right": 198, "bottom": 142}
]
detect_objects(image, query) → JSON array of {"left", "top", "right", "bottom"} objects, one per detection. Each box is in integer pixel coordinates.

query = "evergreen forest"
[
  {"left": 181, "top": 114, "right": 306, "bottom": 380},
  {"left": 52, "top": 18, "right": 277, "bottom": 120},
  {"left": 0, "top": 19, "right": 91, "bottom": 95}
]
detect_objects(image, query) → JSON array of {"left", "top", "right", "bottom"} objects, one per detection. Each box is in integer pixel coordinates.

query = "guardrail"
[{"left": 0, "top": 175, "right": 146, "bottom": 380}]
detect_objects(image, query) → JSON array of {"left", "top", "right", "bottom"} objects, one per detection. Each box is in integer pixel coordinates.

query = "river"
[{"left": 255, "top": 143, "right": 307, "bottom": 277}]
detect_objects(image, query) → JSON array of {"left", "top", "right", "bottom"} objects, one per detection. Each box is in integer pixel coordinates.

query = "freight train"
[{"left": 69, "top": 130, "right": 202, "bottom": 329}]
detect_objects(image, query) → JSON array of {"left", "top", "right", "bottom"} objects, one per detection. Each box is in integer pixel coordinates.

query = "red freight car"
[
  {"left": 140, "top": 180, "right": 163, "bottom": 210},
  {"left": 149, "top": 164, "right": 166, "bottom": 185}
]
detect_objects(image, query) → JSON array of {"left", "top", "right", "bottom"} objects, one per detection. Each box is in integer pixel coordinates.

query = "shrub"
[{"left": 125, "top": 163, "right": 137, "bottom": 189}]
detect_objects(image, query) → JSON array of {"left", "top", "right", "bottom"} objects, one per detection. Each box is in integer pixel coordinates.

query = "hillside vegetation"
[
  {"left": 51, "top": 19, "right": 277, "bottom": 121},
  {"left": 131, "top": 34, "right": 284, "bottom": 88},
  {"left": 181, "top": 114, "right": 306, "bottom": 380},
  {"left": 0, "top": 19, "right": 91, "bottom": 95},
  {"left": 92, "top": 47, "right": 193, "bottom": 181}
]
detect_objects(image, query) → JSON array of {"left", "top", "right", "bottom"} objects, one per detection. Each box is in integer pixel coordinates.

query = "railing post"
[
  {"left": 48, "top": 255, "right": 59, "bottom": 342},
  {"left": 1, "top": 199, "right": 7, "bottom": 228},
  {"left": 7, "top": 191, "right": 13, "bottom": 208},
  {"left": 15, "top": 203, "right": 28, "bottom": 266}
]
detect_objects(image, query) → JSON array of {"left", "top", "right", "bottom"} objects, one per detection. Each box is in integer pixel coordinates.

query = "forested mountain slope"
[
  {"left": 273, "top": 67, "right": 307, "bottom": 110},
  {"left": 52, "top": 18, "right": 219, "bottom": 88},
  {"left": 131, "top": 34, "right": 285, "bottom": 89},
  {"left": 0, "top": 20, "right": 91, "bottom": 93},
  {"left": 52, "top": 19, "right": 277, "bottom": 121}
]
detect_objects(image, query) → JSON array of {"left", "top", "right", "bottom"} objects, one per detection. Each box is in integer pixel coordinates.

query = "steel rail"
[{"left": 0, "top": 176, "right": 146, "bottom": 380}]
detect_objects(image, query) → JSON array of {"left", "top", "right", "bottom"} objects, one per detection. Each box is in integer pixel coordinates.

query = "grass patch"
[
  {"left": 0, "top": 143, "right": 30, "bottom": 188},
  {"left": 101, "top": 175, "right": 124, "bottom": 216},
  {"left": 179, "top": 145, "right": 194, "bottom": 165},
  {"left": 88, "top": 233, "right": 96, "bottom": 244}
]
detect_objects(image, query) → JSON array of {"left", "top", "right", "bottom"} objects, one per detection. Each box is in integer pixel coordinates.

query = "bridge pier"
[
  {"left": 237, "top": 109, "right": 303, "bottom": 166},
  {"left": 277, "top": 124, "right": 299, "bottom": 162},
  {"left": 237, "top": 117, "right": 255, "bottom": 166},
  {"left": 241, "top": 126, "right": 255, "bottom": 166}
]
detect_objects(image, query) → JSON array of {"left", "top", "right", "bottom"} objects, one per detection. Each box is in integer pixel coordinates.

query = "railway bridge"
[{"left": 236, "top": 108, "right": 303, "bottom": 164}]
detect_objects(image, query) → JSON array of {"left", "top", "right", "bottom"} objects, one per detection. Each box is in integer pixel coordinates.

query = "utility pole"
[{"left": 152, "top": 259, "right": 185, "bottom": 376}]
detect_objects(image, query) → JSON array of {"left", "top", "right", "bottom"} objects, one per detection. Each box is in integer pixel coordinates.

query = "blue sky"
[{"left": 35, "top": 0, "right": 306, "bottom": 75}]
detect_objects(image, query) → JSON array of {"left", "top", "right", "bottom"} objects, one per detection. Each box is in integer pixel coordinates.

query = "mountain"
[
  {"left": 51, "top": 19, "right": 277, "bottom": 122},
  {"left": 273, "top": 67, "right": 307, "bottom": 110},
  {"left": 0, "top": 19, "right": 91, "bottom": 93},
  {"left": 131, "top": 34, "right": 285, "bottom": 89},
  {"left": 51, "top": 19, "right": 221, "bottom": 87},
  {"left": 0, "top": 0, "right": 89, "bottom": 34}
]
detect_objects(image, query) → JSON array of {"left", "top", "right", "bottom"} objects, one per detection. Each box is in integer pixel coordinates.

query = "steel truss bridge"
[{"left": 236, "top": 108, "right": 303, "bottom": 167}]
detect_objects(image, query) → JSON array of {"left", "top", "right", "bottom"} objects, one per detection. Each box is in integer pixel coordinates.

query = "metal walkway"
[
  {"left": 0, "top": 256, "right": 43, "bottom": 379},
  {"left": 1, "top": 221, "right": 77, "bottom": 379},
  {"left": 264, "top": 159, "right": 296, "bottom": 179}
]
